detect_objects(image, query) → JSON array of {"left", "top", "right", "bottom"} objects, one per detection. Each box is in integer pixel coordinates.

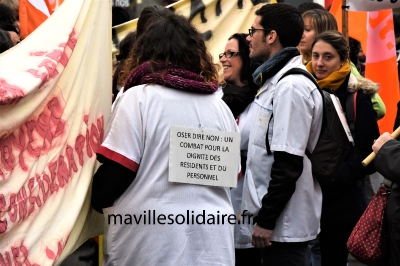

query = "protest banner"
[
  {"left": 0, "top": 0, "right": 111, "bottom": 264},
  {"left": 112, "top": 0, "right": 270, "bottom": 67}
]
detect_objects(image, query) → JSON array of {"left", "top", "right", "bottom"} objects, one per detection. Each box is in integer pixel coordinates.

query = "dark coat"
[
  {"left": 319, "top": 73, "right": 380, "bottom": 228},
  {"left": 375, "top": 138, "right": 400, "bottom": 266}
]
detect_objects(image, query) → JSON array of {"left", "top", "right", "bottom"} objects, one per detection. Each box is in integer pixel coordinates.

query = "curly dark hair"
[
  {"left": 136, "top": 5, "right": 173, "bottom": 38},
  {"left": 119, "top": 11, "right": 219, "bottom": 85}
]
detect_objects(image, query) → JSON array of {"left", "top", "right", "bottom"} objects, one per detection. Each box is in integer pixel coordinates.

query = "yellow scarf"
[{"left": 306, "top": 60, "right": 351, "bottom": 91}]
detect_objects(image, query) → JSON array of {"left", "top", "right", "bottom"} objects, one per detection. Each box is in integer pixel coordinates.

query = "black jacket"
[
  {"left": 375, "top": 101, "right": 400, "bottom": 238},
  {"left": 319, "top": 73, "right": 380, "bottom": 228},
  {"left": 222, "top": 83, "right": 258, "bottom": 118}
]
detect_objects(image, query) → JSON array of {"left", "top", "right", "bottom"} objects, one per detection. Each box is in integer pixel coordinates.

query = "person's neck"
[{"left": 300, "top": 52, "right": 311, "bottom": 64}]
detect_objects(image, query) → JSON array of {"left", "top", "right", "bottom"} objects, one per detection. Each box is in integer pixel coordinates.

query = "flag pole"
[{"left": 342, "top": 0, "right": 349, "bottom": 42}]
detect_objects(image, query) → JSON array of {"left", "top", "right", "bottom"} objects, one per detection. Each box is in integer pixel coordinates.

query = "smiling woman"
[
  {"left": 218, "top": 33, "right": 261, "bottom": 266},
  {"left": 219, "top": 33, "right": 258, "bottom": 118}
]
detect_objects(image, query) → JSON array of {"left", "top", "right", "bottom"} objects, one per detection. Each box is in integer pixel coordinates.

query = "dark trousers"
[
  {"left": 261, "top": 241, "right": 309, "bottom": 266},
  {"left": 235, "top": 248, "right": 262, "bottom": 266},
  {"left": 319, "top": 225, "right": 354, "bottom": 266}
]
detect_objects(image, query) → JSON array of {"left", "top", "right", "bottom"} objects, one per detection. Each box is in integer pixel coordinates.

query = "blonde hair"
[{"left": 302, "top": 9, "right": 338, "bottom": 62}]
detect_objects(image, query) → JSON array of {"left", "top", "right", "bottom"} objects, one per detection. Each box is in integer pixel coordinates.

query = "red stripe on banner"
[{"left": 97, "top": 146, "right": 139, "bottom": 172}]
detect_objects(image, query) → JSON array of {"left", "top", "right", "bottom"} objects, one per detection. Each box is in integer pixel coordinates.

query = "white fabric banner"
[
  {"left": 0, "top": 0, "right": 111, "bottom": 265},
  {"left": 347, "top": 0, "right": 400, "bottom": 11}
]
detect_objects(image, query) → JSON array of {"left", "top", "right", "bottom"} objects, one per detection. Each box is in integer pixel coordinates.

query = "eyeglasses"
[
  {"left": 219, "top": 51, "right": 240, "bottom": 59},
  {"left": 248, "top": 28, "right": 272, "bottom": 37}
]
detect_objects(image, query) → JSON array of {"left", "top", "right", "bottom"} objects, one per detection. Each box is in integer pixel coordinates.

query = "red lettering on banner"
[
  {"left": 37, "top": 174, "right": 49, "bottom": 205},
  {"left": 60, "top": 29, "right": 77, "bottom": 51},
  {"left": 47, "top": 98, "right": 65, "bottom": 138},
  {"left": 7, "top": 194, "right": 17, "bottom": 223},
  {"left": 17, "top": 188, "right": 28, "bottom": 222},
  {"left": 75, "top": 135, "right": 85, "bottom": 167},
  {"left": 0, "top": 114, "right": 104, "bottom": 232},
  {"left": 27, "top": 29, "right": 76, "bottom": 89},
  {"left": 89, "top": 125, "right": 100, "bottom": 153},
  {"left": 45, "top": 241, "right": 64, "bottom": 262},
  {"left": 48, "top": 162, "right": 59, "bottom": 194},
  {"left": 46, "top": 50, "right": 69, "bottom": 68},
  {"left": 0, "top": 252, "right": 12, "bottom": 266},
  {"left": 0, "top": 194, "right": 7, "bottom": 234},
  {"left": 66, "top": 145, "right": 78, "bottom": 176},
  {"left": 20, "top": 244, "right": 40, "bottom": 266},
  {"left": 0, "top": 79, "right": 25, "bottom": 105},
  {"left": 9, "top": 128, "right": 27, "bottom": 171},
  {"left": 57, "top": 156, "right": 69, "bottom": 188},
  {"left": 0, "top": 136, "right": 15, "bottom": 171},
  {"left": 30, "top": 51, "right": 47, "bottom": 56},
  {"left": 25, "top": 121, "right": 42, "bottom": 158},
  {"left": 38, "top": 60, "right": 59, "bottom": 80},
  {"left": 83, "top": 115, "right": 92, "bottom": 158},
  {"left": 28, "top": 177, "right": 42, "bottom": 216},
  {"left": 0, "top": 243, "right": 40, "bottom": 266},
  {"left": 11, "top": 246, "right": 22, "bottom": 266},
  {"left": 35, "top": 113, "right": 52, "bottom": 151},
  {"left": 97, "top": 117, "right": 104, "bottom": 143}
]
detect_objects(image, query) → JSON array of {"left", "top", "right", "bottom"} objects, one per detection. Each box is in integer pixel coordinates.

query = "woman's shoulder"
[{"left": 347, "top": 73, "right": 379, "bottom": 97}]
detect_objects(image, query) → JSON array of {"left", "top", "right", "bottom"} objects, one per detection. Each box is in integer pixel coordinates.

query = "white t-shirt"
[{"left": 98, "top": 84, "right": 238, "bottom": 266}]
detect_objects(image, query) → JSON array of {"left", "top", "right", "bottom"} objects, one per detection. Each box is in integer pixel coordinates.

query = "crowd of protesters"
[
  {"left": 4, "top": 0, "right": 397, "bottom": 265},
  {"left": 88, "top": 2, "right": 400, "bottom": 266}
]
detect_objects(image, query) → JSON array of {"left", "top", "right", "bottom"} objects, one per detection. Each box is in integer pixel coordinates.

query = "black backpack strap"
[
  {"left": 345, "top": 91, "right": 357, "bottom": 139},
  {"left": 278, "top": 68, "right": 320, "bottom": 90},
  {"left": 266, "top": 68, "right": 321, "bottom": 158}
]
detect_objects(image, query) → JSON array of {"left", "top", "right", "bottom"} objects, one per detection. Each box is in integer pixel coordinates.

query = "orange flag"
[
  {"left": 19, "top": 0, "right": 51, "bottom": 39},
  {"left": 330, "top": 0, "right": 367, "bottom": 52},
  {"left": 330, "top": 0, "right": 399, "bottom": 133},
  {"left": 45, "top": 0, "right": 65, "bottom": 13},
  {"left": 365, "top": 10, "right": 399, "bottom": 133}
]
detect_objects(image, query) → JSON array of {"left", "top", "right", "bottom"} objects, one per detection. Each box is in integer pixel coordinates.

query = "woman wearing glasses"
[
  {"left": 219, "top": 33, "right": 260, "bottom": 266},
  {"left": 219, "top": 33, "right": 258, "bottom": 118}
]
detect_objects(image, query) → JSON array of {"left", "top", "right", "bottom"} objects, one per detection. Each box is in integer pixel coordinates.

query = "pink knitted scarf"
[{"left": 123, "top": 61, "right": 218, "bottom": 93}]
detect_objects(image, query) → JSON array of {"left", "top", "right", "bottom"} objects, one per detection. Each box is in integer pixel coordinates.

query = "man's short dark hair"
[
  {"left": 255, "top": 3, "right": 304, "bottom": 48},
  {"left": 297, "top": 2, "right": 325, "bottom": 14}
]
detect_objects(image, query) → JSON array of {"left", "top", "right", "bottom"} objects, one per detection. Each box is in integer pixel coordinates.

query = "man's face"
[{"left": 246, "top": 16, "right": 271, "bottom": 62}]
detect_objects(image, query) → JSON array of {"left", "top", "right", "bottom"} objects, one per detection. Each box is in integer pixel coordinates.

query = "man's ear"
[{"left": 267, "top": 30, "right": 278, "bottom": 44}]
